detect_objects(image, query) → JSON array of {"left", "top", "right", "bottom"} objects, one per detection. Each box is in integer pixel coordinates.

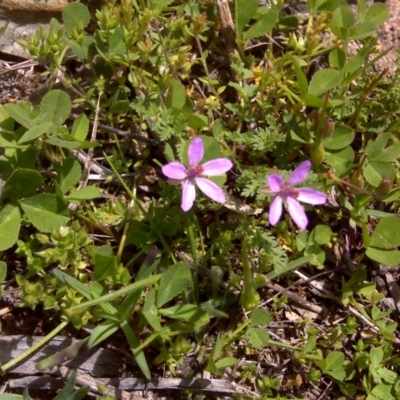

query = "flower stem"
[
  {"left": 186, "top": 213, "right": 199, "bottom": 305},
  {"left": 239, "top": 236, "right": 260, "bottom": 311},
  {"left": 103, "top": 153, "right": 177, "bottom": 264}
]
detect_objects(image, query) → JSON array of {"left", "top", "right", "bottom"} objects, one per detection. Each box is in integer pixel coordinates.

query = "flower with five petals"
[
  {"left": 266, "top": 160, "right": 327, "bottom": 230},
  {"left": 162, "top": 137, "right": 233, "bottom": 211}
]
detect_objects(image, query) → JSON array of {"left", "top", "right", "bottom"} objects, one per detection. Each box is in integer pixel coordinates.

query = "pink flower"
[
  {"left": 267, "top": 160, "right": 327, "bottom": 230},
  {"left": 162, "top": 137, "right": 233, "bottom": 211}
]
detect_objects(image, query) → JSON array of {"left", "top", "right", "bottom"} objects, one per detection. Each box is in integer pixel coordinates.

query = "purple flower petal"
[
  {"left": 181, "top": 180, "right": 196, "bottom": 211},
  {"left": 269, "top": 195, "right": 283, "bottom": 226},
  {"left": 287, "top": 160, "right": 311, "bottom": 185},
  {"left": 162, "top": 162, "right": 187, "bottom": 180},
  {"left": 286, "top": 197, "right": 308, "bottom": 230},
  {"left": 201, "top": 158, "right": 233, "bottom": 176},
  {"left": 297, "top": 188, "right": 327, "bottom": 205},
  {"left": 268, "top": 174, "right": 284, "bottom": 192},
  {"left": 195, "top": 177, "right": 225, "bottom": 203},
  {"left": 188, "top": 137, "right": 204, "bottom": 167}
]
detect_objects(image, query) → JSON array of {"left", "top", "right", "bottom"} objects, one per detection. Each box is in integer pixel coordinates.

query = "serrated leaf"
[
  {"left": 251, "top": 309, "right": 272, "bottom": 326},
  {"left": 18, "top": 122, "right": 53, "bottom": 144},
  {"left": 20, "top": 194, "right": 70, "bottom": 232},
  {"left": 244, "top": 6, "right": 279, "bottom": 39},
  {"left": 3, "top": 103, "right": 35, "bottom": 129},
  {"left": 247, "top": 327, "right": 270, "bottom": 349},
  {"left": 308, "top": 69, "right": 342, "bottom": 97},
  {"left": 71, "top": 114, "right": 89, "bottom": 141},
  {"left": 1, "top": 169, "right": 43, "bottom": 201},
  {"left": 363, "top": 161, "right": 395, "bottom": 187},
  {"left": 40, "top": 90, "right": 71, "bottom": 127},
  {"left": 156, "top": 262, "right": 192, "bottom": 308},
  {"left": 0, "top": 204, "right": 21, "bottom": 251}
]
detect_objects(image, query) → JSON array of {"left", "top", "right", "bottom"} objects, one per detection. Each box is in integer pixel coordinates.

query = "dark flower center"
[
  {"left": 283, "top": 188, "right": 299, "bottom": 199},
  {"left": 187, "top": 165, "right": 204, "bottom": 179}
]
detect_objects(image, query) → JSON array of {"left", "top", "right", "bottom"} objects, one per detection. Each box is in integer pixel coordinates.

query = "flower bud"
[
  {"left": 311, "top": 143, "right": 325, "bottom": 165},
  {"left": 376, "top": 179, "right": 392, "bottom": 200},
  {"left": 321, "top": 118, "right": 335, "bottom": 138}
]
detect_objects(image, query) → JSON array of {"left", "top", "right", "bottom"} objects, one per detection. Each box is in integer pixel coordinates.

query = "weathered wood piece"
[
  {"left": 0, "top": 335, "right": 120, "bottom": 377},
  {"left": 9, "top": 374, "right": 243, "bottom": 395}
]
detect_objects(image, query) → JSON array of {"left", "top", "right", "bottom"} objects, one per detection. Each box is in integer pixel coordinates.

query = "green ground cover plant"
[{"left": 1, "top": 0, "right": 400, "bottom": 398}]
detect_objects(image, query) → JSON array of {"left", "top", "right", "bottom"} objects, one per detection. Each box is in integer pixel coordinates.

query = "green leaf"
[
  {"left": 159, "top": 304, "right": 209, "bottom": 326},
  {"left": 0, "top": 260, "right": 6, "bottom": 284},
  {"left": 251, "top": 309, "right": 272, "bottom": 326},
  {"left": 366, "top": 132, "right": 390, "bottom": 160},
  {"left": 20, "top": 194, "right": 70, "bottom": 233},
  {"left": 325, "top": 146, "right": 354, "bottom": 177},
  {"left": 323, "top": 124, "right": 354, "bottom": 150},
  {"left": 308, "top": 69, "right": 342, "bottom": 97},
  {"left": 370, "top": 383, "right": 395, "bottom": 399},
  {"left": 165, "top": 79, "right": 186, "bottom": 110},
  {"left": 266, "top": 255, "right": 314, "bottom": 280},
  {"left": 215, "top": 357, "right": 238, "bottom": 369},
  {"left": 363, "top": 161, "right": 395, "bottom": 187},
  {"left": 54, "top": 157, "right": 81, "bottom": 194},
  {"left": 366, "top": 248, "right": 400, "bottom": 267},
  {"left": 18, "top": 122, "right": 53, "bottom": 144},
  {"left": 364, "top": 2, "right": 389, "bottom": 26},
  {"left": 369, "top": 217, "right": 400, "bottom": 249},
  {"left": 121, "top": 320, "right": 151, "bottom": 379},
  {"left": 0, "top": 205, "right": 21, "bottom": 251},
  {"left": 315, "top": 0, "right": 347, "bottom": 12},
  {"left": 3, "top": 103, "right": 35, "bottom": 129},
  {"left": 292, "top": 56, "right": 308, "bottom": 97},
  {"left": 370, "top": 346, "right": 383, "bottom": 369},
  {"left": 94, "top": 245, "right": 117, "bottom": 281},
  {"left": 62, "top": 2, "right": 91, "bottom": 34},
  {"left": 244, "top": 6, "right": 279, "bottom": 39},
  {"left": 308, "top": 225, "right": 331, "bottom": 246},
  {"left": 157, "top": 262, "right": 192, "bottom": 308},
  {"left": 324, "top": 351, "right": 346, "bottom": 381},
  {"left": 109, "top": 26, "right": 126, "bottom": 56},
  {"left": 235, "top": 0, "right": 259, "bottom": 35},
  {"left": 329, "top": 48, "right": 346, "bottom": 70},
  {"left": 40, "top": 90, "right": 71, "bottom": 127},
  {"left": 142, "top": 289, "right": 161, "bottom": 331},
  {"left": 247, "top": 327, "right": 271, "bottom": 349},
  {"left": 71, "top": 114, "right": 89, "bottom": 141},
  {"left": 331, "top": 6, "right": 355, "bottom": 28},
  {"left": 44, "top": 136, "right": 82, "bottom": 149},
  {"left": 1, "top": 169, "right": 43, "bottom": 201},
  {"left": 65, "top": 186, "right": 101, "bottom": 201}
]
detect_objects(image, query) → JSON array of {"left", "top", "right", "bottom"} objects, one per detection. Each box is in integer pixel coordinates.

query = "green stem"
[
  {"left": 239, "top": 236, "right": 260, "bottom": 311},
  {"left": 186, "top": 214, "right": 199, "bottom": 305},
  {"left": 103, "top": 153, "right": 177, "bottom": 264},
  {"left": 1, "top": 321, "right": 68, "bottom": 373}
]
